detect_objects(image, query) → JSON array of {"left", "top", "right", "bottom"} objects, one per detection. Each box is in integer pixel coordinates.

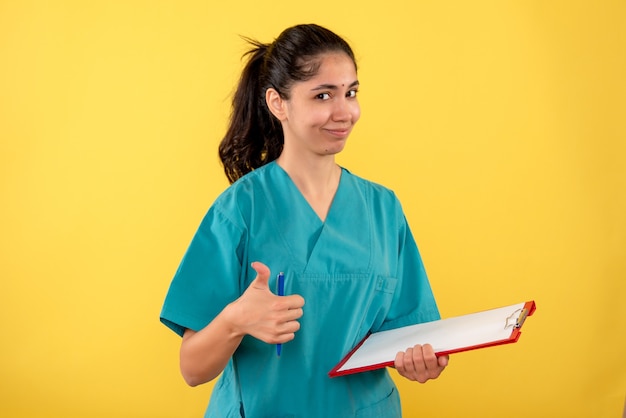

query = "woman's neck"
[{"left": 275, "top": 154, "right": 342, "bottom": 222}]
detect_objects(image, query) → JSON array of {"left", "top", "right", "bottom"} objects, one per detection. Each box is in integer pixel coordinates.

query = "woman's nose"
[{"left": 331, "top": 98, "right": 354, "bottom": 122}]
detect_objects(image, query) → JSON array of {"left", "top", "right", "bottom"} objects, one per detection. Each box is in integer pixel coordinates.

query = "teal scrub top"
[{"left": 160, "top": 162, "right": 440, "bottom": 418}]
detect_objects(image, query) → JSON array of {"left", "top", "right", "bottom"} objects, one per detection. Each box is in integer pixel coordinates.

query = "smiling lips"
[{"left": 325, "top": 127, "right": 352, "bottom": 138}]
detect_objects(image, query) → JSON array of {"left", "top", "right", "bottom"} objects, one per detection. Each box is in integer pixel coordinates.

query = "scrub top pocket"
[{"left": 355, "top": 386, "right": 401, "bottom": 418}]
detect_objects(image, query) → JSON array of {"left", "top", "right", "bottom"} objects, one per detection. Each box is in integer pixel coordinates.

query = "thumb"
[{"left": 250, "top": 261, "right": 271, "bottom": 289}]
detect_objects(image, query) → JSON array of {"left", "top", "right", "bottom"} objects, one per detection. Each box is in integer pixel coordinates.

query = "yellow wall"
[{"left": 1, "top": 1, "right": 624, "bottom": 417}]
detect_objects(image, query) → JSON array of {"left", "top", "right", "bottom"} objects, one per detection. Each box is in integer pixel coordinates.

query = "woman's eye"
[
  {"left": 347, "top": 89, "right": 358, "bottom": 98},
  {"left": 316, "top": 92, "right": 331, "bottom": 100}
]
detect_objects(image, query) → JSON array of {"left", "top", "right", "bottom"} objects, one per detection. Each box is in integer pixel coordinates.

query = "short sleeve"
[
  {"left": 379, "top": 201, "right": 440, "bottom": 331},
  {"left": 160, "top": 205, "right": 246, "bottom": 337}
]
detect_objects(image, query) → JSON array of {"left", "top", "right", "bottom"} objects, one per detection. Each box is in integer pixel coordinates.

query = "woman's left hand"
[{"left": 394, "top": 344, "right": 448, "bottom": 383}]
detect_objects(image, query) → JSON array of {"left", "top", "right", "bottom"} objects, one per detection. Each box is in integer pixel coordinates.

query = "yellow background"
[{"left": 1, "top": 1, "right": 624, "bottom": 417}]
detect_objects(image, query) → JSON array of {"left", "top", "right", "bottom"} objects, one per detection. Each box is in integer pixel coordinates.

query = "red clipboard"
[{"left": 329, "top": 301, "right": 536, "bottom": 377}]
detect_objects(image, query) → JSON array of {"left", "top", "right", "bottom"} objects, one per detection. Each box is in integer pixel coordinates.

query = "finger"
[
  {"left": 403, "top": 347, "right": 419, "bottom": 379},
  {"left": 278, "top": 319, "right": 301, "bottom": 334},
  {"left": 283, "top": 307, "right": 304, "bottom": 321},
  {"left": 421, "top": 344, "right": 447, "bottom": 381},
  {"left": 421, "top": 344, "right": 439, "bottom": 372},
  {"left": 275, "top": 333, "right": 296, "bottom": 344},
  {"left": 394, "top": 351, "right": 405, "bottom": 371},
  {"left": 410, "top": 345, "right": 427, "bottom": 381},
  {"left": 250, "top": 261, "right": 271, "bottom": 289},
  {"left": 273, "top": 318, "right": 302, "bottom": 344},
  {"left": 438, "top": 354, "right": 449, "bottom": 368},
  {"left": 283, "top": 294, "right": 305, "bottom": 309}
]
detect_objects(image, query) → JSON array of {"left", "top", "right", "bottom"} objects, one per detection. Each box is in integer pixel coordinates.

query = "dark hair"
[{"left": 218, "top": 24, "right": 357, "bottom": 183}]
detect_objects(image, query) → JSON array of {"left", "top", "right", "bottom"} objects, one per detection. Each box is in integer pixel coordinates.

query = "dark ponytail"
[
  {"left": 218, "top": 24, "right": 356, "bottom": 184},
  {"left": 218, "top": 40, "right": 283, "bottom": 184}
]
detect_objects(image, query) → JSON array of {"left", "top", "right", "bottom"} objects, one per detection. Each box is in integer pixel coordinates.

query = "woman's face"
[{"left": 278, "top": 52, "right": 361, "bottom": 158}]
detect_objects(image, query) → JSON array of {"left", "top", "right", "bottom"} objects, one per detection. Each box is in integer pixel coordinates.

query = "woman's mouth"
[{"left": 325, "top": 128, "right": 351, "bottom": 138}]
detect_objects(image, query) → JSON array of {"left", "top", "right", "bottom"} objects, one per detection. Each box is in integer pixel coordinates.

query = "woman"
[{"left": 160, "top": 23, "right": 448, "bottom": 417}]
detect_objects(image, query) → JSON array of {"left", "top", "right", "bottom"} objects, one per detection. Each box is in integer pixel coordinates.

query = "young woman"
[{"left": 160, "top": 23, "right": 448, "bottom": 417}]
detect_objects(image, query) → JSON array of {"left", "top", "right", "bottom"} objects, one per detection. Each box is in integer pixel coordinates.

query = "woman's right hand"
[
  {"left": 225, "top": 261, "right": 305, "bottom": 345},
  {"left": 180, "top": 261, "right": 304, "bottom": 386}
]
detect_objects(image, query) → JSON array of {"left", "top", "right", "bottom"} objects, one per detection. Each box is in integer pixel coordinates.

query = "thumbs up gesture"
[{"left": 227, "top": 262, "right": 305, "bottom": 345}]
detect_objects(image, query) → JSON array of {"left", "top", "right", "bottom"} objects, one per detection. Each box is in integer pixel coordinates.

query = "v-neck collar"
[
  {"left": 274, "top": 162, "right": 344, "bottom": 225},
  {"left": 262, "top": 162, "right": 372, "bottom": 273}
]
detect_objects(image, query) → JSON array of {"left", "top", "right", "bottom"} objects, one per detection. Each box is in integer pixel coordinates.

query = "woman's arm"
[
  {"left": 179, "top": 307, "right": 244, "bottom": 386},
  {"left": 179, "top": 262, "right": 305, "bottom": 386}
]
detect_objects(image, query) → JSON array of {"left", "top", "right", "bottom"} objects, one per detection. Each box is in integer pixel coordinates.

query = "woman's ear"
[{"left": 266, "top": 88, "right": 287, "bottom": 121}]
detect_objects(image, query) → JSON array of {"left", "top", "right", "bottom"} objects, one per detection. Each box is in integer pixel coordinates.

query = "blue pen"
[{"left": 276, "top": 272, "right": 285, "bottom": 357}]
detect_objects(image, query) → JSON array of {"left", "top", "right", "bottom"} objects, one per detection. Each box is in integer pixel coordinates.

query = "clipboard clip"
[{"left": 504, "top": 308, "right": 530, "bottom": 330}]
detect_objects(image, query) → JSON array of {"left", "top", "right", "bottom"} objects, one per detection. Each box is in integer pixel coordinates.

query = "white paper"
[{"left": 337, "top": 302, "right": 527, "bottom": 373}]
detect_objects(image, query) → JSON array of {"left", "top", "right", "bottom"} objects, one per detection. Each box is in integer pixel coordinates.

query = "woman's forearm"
[{"left": 179, "top": 303, "right": 244, "bottom": 386}]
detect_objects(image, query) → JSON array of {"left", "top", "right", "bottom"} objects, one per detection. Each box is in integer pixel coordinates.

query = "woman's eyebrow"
[{"left": 310, "top": 80, "right": 360, "bottom": 91}]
